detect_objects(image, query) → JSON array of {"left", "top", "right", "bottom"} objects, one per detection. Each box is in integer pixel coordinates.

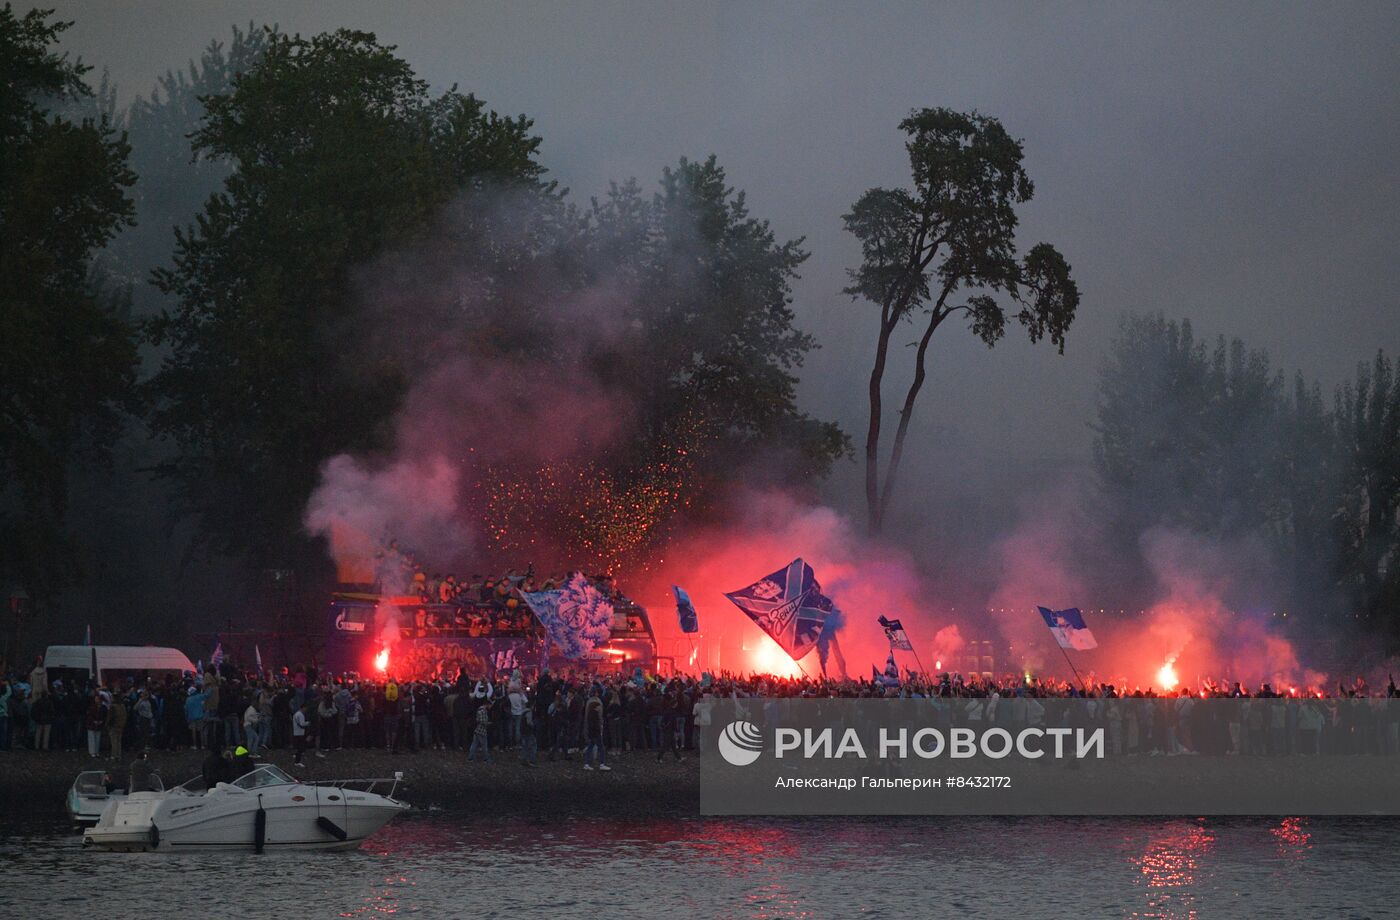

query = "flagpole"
[
  {"left": 1056, "top": 643, "right": 1088, "bottom": 694},
  {"left": 908, "top": 646, "right": 931, "bottom": 682}
]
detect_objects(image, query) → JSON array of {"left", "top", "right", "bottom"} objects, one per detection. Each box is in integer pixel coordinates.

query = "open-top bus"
[{"left": 323, "top": 577, "right": 659, "bottom": 680}]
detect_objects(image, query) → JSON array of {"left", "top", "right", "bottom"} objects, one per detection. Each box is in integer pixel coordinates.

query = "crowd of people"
[
  {"left": 368, "top": 543, "right": 647, "bottom": 640},
  {"left": 374, "top": 541, "right": 630, "bottom": 607},
  {"left": 2, "top": 658, "right": 1398, "bottom": 766},
  {"left": 0, "top": 658, "right": 704, "bottom": 770}
]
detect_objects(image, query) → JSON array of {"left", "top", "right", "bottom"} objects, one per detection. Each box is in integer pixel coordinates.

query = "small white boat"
[
  {"left": 83, "top": 764, "right": 408, "bottom": 852},
  {"left": 67, "top": 770, "right": 165, "bottom": 826}
]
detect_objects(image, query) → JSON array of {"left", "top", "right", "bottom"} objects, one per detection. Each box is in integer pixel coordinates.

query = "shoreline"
[{"left": 0, "top": 747, "right": 701, "bottom": 820}]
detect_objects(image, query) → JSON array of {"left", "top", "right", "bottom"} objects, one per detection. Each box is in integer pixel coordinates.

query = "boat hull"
[{"left": 83, "top": 786, "right": 408, "bottom": 852}]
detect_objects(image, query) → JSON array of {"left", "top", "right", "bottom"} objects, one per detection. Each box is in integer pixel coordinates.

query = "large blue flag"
[
  {"left": 523, "top": 572, "right": 616, "bottom": 660},
  {"left": 725, "top": 558, "right": 833, "bottom": 661},
  {"left": 673, "top": 585, "right": 699, "bottom": 634},
  {"left": 1037, "top": 606, "right": 1098, "bottom": 651}
]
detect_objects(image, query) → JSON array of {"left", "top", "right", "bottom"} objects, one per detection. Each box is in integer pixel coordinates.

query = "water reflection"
[
  {"left": 1131, "top": 820, "right": 1216, "bottom": 920},
  {"left": 1270, "top": 816, "right": 1312, "bottom": 859},
  {"left": 0, "top": 813, "right": 1390, "bottom": 918}
]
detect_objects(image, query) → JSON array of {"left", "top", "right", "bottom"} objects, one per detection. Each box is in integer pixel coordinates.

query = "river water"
[{"left": 1, "top": 812, "right": 1395, "bottom": 918}]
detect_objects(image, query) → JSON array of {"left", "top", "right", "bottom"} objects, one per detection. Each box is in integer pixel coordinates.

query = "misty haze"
[
  {"left": 2, "top": 3, "right": 1400, "bottom": 912},
  {"left": 7, "top": 0, "right": 1395, "bottom": 680}
]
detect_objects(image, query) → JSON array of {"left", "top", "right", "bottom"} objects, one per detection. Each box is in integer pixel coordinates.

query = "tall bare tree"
[{"left": 844, "top": 108, "right": 1079, "bottom": 533}]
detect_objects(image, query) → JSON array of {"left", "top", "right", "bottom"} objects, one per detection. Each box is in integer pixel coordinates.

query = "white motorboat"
[
  {"left": 67, "top": 769, "right": 165, "bottom": 826},
  {"left": 83, "top": 764, "right": 408, "bottom": 852}
]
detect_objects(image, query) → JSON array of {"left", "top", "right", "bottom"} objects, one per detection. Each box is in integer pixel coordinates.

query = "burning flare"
[
  {"left": 374, "top": 646, "right": 390, "bottom": 673},
  {"left": 1157, "top": 658, "right": 1179, "bottom": 691}
]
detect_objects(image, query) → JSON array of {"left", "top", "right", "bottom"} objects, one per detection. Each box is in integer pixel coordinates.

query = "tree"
[
  {"left": 147, "top": 29, "right": 548, "bottom": 567},
  {"left": 0, "top": 5, "right": 140, "bottom": 603},
  {"left": 844, "top": 108, "right": 1078, "bottom": 533},
  {"left": 1097, "top": 315, "right": 1294, "bottom": 537},
  {"left": 1092, "top": 313, "right": 1356, "bottom": 622},
  {"left": 111, "top": 24, "right": 278, "bottom": 306},
  {"left": 590, "top": 156, "right": 847, "bottom": 482},
  {"left": 459, "top": 157, "right": 849, "bottom": 573},
  {"left": 1335, "top": 352, "right": 1400, "bottom": 639}
]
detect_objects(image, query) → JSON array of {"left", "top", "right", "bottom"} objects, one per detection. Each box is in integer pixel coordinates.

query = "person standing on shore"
[
  {"left": 243, "top": 697, "right": 263, "bottom": 755},
  {"left": 106, "top": 693, "right": 127, "bottom": 761},
  {"left": 344, "top": 691, "right": 363, "bottom": 749},
  {"left": 85, "top": 690, "right": 107, "bottom": 758},
  {"left": 333, "top": 682, "right": 351, "bottom": 750},
  {"left": 383, "top": 680, "right": 400, "bottom": 753},
  {"left": 656, "top": 686, "right": 681, "bottom": 763},
  {"left": 184, "top": 686, "right": 208, "bottom": 750},
  {"left": 30, "top": 689, "right": 54, "bottom": 751},
  {"left": 316, "top": 691, "right": 338, "bottom": 756},
  {"left": 519, "top": 709, "right": 538, "bottom": 766},
  {"left": 28, "top": 655, "right": 48, "bottom": 701},
  {"left": 202, "top": 674, "right": 221, "bottom": 750},
  {"left": 133, "top": 690, "right": 153, "bottom": 752},
  {"left": 507, "top": 680, "right": 527, "bottom": 751},
  {"left": 292, "top": 701, "right": 311, "bottom": 767},
  {"left": 582, "top": 692, "right": 610, "bottom": 771},
  {"left": 467, "top": 697, "right": 491, "bottom": 762}
]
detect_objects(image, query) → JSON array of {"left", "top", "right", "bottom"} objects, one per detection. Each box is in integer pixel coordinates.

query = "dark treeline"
[
  {"left": 2, "top": 8, "right": 1396, "bottom": 661},
  {"left": 1095, "top": 313, "right": 1400, "bottom": 644},
  {"left": 1, "top": 10, "right": 845, "bottom": 655}
]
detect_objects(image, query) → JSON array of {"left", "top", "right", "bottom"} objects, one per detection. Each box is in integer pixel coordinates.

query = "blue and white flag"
[
  {"left": 209, "top": 636, "right": 224, "bottom": 669},
  {"left": 523, "top": 572, "right": 615, "bottom": 660},
  {"left": 882, "top": 651, "right": 901, "bottom": 686},
  {"left": 725, "top": 558, "right": 833, "bottom": 661},
  {"left": 1037, "top": 606, "right": 1098, "bottom": 651},
  {"left": 673, "top": 585, "right": 699, "bottom": 634},
  {"left": 877, "top": 615, "right": 913, "bottom": 651}
]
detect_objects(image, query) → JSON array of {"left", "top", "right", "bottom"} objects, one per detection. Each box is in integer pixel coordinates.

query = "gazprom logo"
[{"left": 717, "top": 720, "right": 764, "bottom": 766}]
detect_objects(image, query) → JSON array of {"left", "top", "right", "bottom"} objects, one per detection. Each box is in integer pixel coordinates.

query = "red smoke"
[{"left": 634, "top": 490, "right": 957, "bottom": 677}]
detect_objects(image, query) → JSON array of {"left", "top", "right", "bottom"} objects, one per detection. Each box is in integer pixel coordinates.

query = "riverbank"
[{"left": 0, "top": 746, "right": 701, "bottom": 819}]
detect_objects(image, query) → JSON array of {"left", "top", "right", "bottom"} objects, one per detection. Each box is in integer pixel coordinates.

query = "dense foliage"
[
  {"left": 1095, "top": 313, "right": 1400, "bottom": 645},
  {"left": 0, "top": 6, "right": 139, "bottom": 601}
]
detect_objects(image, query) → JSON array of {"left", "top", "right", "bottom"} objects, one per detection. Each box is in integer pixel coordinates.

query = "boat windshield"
[{"left": 232, "top": 765, "right": 297, "bottom": 790}]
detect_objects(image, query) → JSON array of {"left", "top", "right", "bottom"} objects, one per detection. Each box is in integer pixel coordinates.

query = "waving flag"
[
  {"left": 673, "top": 585, "right": 699, "bottom": 634},
  {"left": 254, "top": 644, "right": 264, "bottom": 675},
  {"left": 210, "top": 636, "right": 225, "bottom": 669},
  {"left": 725, "top": 558, "right": 833, "bottom": 661},
  {"left": 871, "top": 653, "right": 900, "bottom": 688},
  {"left": 523, "top": 572, "right": 615, "bottom": 660},
  {"left": 878, "top": 615, "right": 913, "bottom": 651},
  {"left": 883, "top": 651, "right": 901, "bottom": 685},
  {"left": 1038, "top": 606, "right": 1098, "bottom": 651}
]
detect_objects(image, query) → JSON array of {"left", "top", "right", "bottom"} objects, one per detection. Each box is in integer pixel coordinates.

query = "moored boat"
[
  {"left": 67, "top": 769, "right": 165, "bottom": 827},
  {"left": 83, "top": 764, "right": 408, "bottom": 852}
]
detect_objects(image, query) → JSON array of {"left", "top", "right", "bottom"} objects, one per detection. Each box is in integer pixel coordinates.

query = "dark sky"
[{"left": 51, "top": 1, "right": 1400, "bottom": 520}]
